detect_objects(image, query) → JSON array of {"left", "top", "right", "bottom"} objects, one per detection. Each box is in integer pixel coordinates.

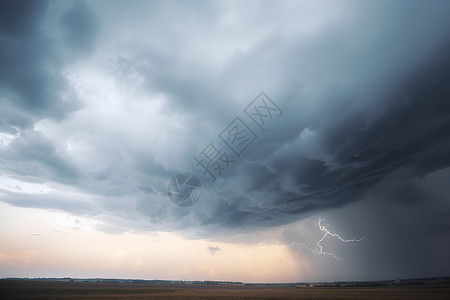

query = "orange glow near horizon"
[{"left": 0, "top": 202, "right": 313, "bottom": 283}]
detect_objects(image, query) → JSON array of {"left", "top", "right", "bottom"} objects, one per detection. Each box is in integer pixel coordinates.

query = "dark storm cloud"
[
  {"left": 195, "top": 52, "right": 450, "bottom": 232},
  {"left": 0, "top": 0, "right": 82, "bottom": 135},
  {"left": 60, "top": 0, "right": 98, "bottom": 54},
  {"left": 1, "top": 0, "right": 449, "bottom": 251},
  {"left": 0, "top": 0, "right": 47, "bottom": 38},
  {"left": 166, "top": 0, "right": 450, "bottom": 233}
]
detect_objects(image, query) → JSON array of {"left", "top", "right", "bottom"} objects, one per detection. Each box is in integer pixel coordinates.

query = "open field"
[{"left": 1, "top": 279, "right": 450, "bottom": 299}]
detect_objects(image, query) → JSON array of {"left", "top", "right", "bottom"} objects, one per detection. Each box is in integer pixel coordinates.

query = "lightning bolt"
[
  {"left": 314, "top": 218, "right": 368, "bottom": 260},
  {"left": 226, "top": 219, "right": 368, "bottom": 270}
]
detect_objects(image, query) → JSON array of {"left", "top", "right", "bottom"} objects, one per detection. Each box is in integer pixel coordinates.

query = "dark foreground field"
[{"left": 1, "top": 279, "right": 450, "bottom": 299}]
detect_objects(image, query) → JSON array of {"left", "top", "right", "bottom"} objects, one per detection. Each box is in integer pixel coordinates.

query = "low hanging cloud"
[{"left": 208, "top": 246, "right": 222, "bottom": 255}]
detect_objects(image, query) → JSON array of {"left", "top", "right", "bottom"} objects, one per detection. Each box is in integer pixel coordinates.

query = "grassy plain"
[{"left": 1, "top": 279, "right": 449, "bottom": 299}]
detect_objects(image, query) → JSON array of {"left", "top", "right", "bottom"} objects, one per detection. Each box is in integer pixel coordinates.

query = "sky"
[{"left": 0, "top": 0, "right": 450, "bottom": 283}]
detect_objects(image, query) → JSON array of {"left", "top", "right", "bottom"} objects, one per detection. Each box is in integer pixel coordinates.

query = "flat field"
[{"left": 1, "top": 280, "right": 449, "bottom": 299}]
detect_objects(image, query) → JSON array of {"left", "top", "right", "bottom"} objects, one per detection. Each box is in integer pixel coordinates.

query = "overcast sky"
[{"left": 1, "top": 0, "right": 449, "bottom": 283}]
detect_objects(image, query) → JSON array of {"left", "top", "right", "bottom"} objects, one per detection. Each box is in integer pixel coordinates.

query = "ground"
[{"left": 1, "top": 279, "right": 450, "bottom": 299}]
